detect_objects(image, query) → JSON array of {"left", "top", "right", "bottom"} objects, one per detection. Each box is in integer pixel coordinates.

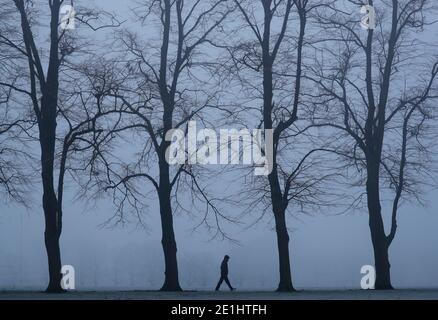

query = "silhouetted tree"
[
  {"left": 228, "top": 0, "right": 334, "bottom": 292},
  {"left": 7, "top": 0, "right": 66, "bottom": 292},
  {"left": 0, "top": 0, "right": 123, "bottom": 292},
  {"left": 311, "top": 0, "right": 438, "bottom": 289},
  {"left": 88, "top": 0, "right": 234, "bottom": 292}
]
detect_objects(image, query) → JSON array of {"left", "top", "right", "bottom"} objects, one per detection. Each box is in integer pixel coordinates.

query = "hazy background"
[
  {"left": 0, "top": 0, "right": 437, "bottom": 291},
  {"left": 1, "top": 183, "right": 437, "bottom": 291}
]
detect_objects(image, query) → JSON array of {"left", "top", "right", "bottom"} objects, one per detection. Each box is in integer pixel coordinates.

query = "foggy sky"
[{"left": 0, "top": 0, "right": 437, "bottom": 291}]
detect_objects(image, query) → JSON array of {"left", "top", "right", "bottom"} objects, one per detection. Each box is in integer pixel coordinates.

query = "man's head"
[{"left": 224, "top": 255, "right": 230, "bottom": 261}]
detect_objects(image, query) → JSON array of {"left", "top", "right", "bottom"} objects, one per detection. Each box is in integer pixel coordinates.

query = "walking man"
[{"left": 215, "top": 255, "right": 235, "bottom": 291}]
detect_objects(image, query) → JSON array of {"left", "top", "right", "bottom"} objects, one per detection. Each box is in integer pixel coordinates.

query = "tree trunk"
[
  {"left": 158, "top": 156, "right": 182, "bottom": 292},
  {"left": 366, "top": 165, "right": 393, "bottom": 290},
  {"left": 370, "top": 227, "right": 392, "bottom": 290},
  {"left": 274, "top": 209, "right": 295, "bottom": 292},
  {"left": 14, "top": 0, "right": 63, "bottom": 293},
  {"left": 40, "top": 104, "right": 63, "bottom": 293},
  {"left": 43, "top": 0, "right": 63, "bottom": 293},
  {"left": 44, "top": 222, "right": 62, "bottom": 292}
]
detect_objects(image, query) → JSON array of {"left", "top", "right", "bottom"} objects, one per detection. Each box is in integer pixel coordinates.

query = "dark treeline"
[{"left": 0, "top": 0, "right": 437, "bottom": 292}]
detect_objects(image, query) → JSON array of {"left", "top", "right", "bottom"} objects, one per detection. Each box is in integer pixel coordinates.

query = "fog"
[
  {"left": 0, "top": 0, "right": 437, "bottom": 291},
  {"left": 1, "top": 182, "right": 438, "bottom": 290}
]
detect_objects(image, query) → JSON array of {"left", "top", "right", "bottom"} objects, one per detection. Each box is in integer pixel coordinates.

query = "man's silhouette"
[{"left": 215, "top": 255, "right": 234, "bottom": 291}]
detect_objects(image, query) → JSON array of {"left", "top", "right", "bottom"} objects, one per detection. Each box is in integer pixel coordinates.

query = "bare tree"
[
  {"left": 2, "top": 0, "right": 67, "bottom": 292},
  {"left": 228, "top": 0, "right": 334, "bottom": 292},
  {"left": 86, "top": 0, "right": 234, "bottom": 291},
  {"left": 0, "top": 0, "right": 123, "bottom": 292},
  {"left": 311, "top": 0, "right": 438, "bottom": 289}
]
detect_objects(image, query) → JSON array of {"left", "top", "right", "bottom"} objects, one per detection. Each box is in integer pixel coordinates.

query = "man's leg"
[
  {"left": 224, "top": 276, "right": 234, "bottom": 290},
  {"left": 215, "top": 277, "right": 224, "bottom": 291}
]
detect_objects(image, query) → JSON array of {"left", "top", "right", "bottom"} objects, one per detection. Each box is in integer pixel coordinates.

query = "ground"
[{"left": 1, "top": 289, "right": 438, "bottom": 300}]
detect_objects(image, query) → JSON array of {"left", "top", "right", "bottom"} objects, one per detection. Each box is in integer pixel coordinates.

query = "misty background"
[
  {"left": 1, "top": 180, "right": 437, "bottom": 290},
  {"left": 0, "top": 0, "right": 437, "bottom": 291}
]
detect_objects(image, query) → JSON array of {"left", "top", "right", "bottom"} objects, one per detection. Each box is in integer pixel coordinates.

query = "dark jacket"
[{"left": 220, "top": 259, "right": 228, "bottom": 276}]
